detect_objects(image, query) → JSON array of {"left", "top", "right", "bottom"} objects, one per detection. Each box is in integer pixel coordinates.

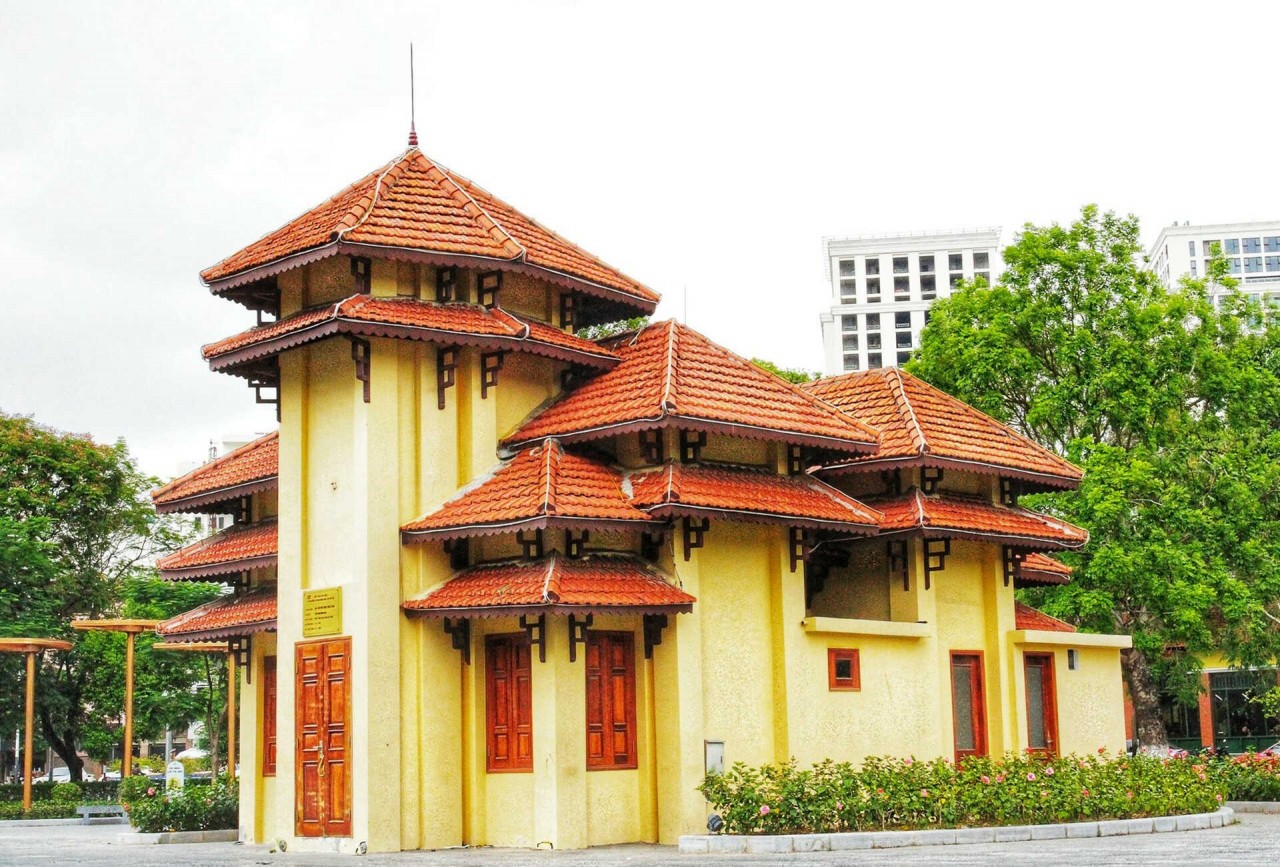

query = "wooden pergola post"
[
  {"left": 153, "top": 641, "right": 238, "bottom": 780},
  {"left": 0, "top": 638, "right": 73, "bottom": 810},
  {"left": 70, "top": 620, "right": 160, "bottom": 778}
]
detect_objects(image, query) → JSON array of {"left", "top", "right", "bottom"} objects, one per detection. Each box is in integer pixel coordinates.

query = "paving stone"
[
  {"left": 917, "top": 829, "right": 957, "bottom": 845},
  {"left": 870, "top": 830, "right": 919, "bottom": 848},
  {"left": 1097, "top": 819, "right": 1130, "bottom": 837},
  {"left": 705, "top": 835, "right": 746, "bottom": 854},
  {"left": 954, "top": 826, "right": 997, "bottom": 844},
  {"left": 1066, "top": 821, "right": 1099, "bottom": 838},
  {"left": 994, "top": 825, "right": 1032, "bottom": 842},
  {"left": 1153, "top": 815, "right": 1178, "bottom": 832},
  {"left": 677, "top": 835, "right": 708, "bottom": 854},
  {"left": 1176, "top": 813, "right": 1212, "bottom": 831},
  {"left": 1030, "top": 823, "right": 1066, "bottom": 840},
  {"left": 1210, "top": 811, "right": 1224, "bottom": 828},
  {"left": 743, "top": 834, "right": 791, "bottom": 854},
  {"left": 828, "top": 831, "right": 873, "bottom": 850},
  {"left": 790, "top": 834, "right": 829, "bottom": 852},
  {"left": 1121, "top": 818, "right": 1153, "bottom": 835}
]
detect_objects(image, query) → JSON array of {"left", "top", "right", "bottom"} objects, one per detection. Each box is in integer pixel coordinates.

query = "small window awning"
[
  {"left": 157, "top": 587, "right": 278, "bottom": 642},
  {"left": 156, "top": 520, "right": 277, "bottom": 581}
]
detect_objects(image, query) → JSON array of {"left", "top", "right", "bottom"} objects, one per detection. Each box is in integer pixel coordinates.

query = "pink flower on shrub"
[
  {"left": 1126, "top": 791, "right": 1134, "bottom": 800},
  {"left": 146, "top": 787, "right": 155, "bottom": 797},
  {"left": 876, "top": 788, "right": 884, "bottom": 795},
  {"left": 1216, "top": 794, "right": 1224, "bottom": 803},
  {"left": 759, "top": 805, "right": 771, "bottom": 816},
  {"left": 995, "top": 773, "right": 1005, "bottom": 783},
  {"left": 1082, "top": 788, "right": 1090, "bottom": 797},
  {"left": 904, "top": 757, "right": 914, "bottom": 766},
  {"left": 1041, "top": 789, "right": 1049, "bottom": 798},
  {"left": 920, "top": 789, "right": 929, "bottom": 798},
  {"left": 1045, "top": 766, "right": 1054, "bottom": 776},
  {"left": 980, "top": 775, "right": 990, "bottom": 784},
  {"left": 1026, "top": 772, "right": 1036, "bottom": 782},
  {"left": 1079, "top": 760, "right": 1088, "bottom": 768}
]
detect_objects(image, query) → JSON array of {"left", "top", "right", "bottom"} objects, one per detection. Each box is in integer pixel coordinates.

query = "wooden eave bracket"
[
  {"left": 643, "top": 613, "right": 668, "bottom": 660},
  {"left": 787, "top": 445, "right": 805, "bottom": 476},
  {"left": 228, "top": 636, "right": 251, "bottom": 680},
  {"left": 564, "top": 529, "right": 588, "bottom": 559},
  {"left": 924, "top": 538, "right": 950, "bottom": 590},
  {"left": 887, "top": 539, "right": 909, "bottom": 591},
  {"left": 478, "top": 270, "right": 502, "bottom": 308},
  {"left": 437, "top": 345, "right": 460, "bottom": 410},
  {"left": 443, "top": 617, "right": 471, "bottom": 664},
  {"left": 922, "top": 466, "right": 944, "bottom": 495},
  {"left": 640, "top": 531, "right": 665, "bottom": 562},
  {"left": 640, "top": 430, "right": 665, "bottom": 465},
  {"left": 788, "top": 527, "right": 812, "bottom": 573},
  {"left": 881, "top": 468, "right": 903, "bottom": 495},
  {"left": 679, "top": 430, "right": 706, "bottom": 464},
  {"left": 444, "top": 537, "right": 469, "bottom": 570},
  {"left": 518, "top": 529, "right": 544, "bottom": 559},
  {"left": 568, "top": 613, "right": 593, "bottom": 662},
  {"left": 1000, "top": 477, "right": 1021, "bottom": 506},
  {"left": 436, "top": 265, "right": 459, "bottom": 302},
  {"left": 350, "top": 337, "right": 371, "bottom": 403},
  {"left": 1003, "top": 545, "right": 1027, "bottom": 587},
  {"left": 480, "top": 351, "right": 505, "bottom": 399},
  {"left": 681, "top": 516, "right": 709, "bottom": 561},
  {"left": 520, "top": 613, "right": 547, "bottom": 664}
]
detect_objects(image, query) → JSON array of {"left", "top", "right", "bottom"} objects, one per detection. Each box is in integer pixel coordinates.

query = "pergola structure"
[
  {"left": 152, "top": 641, "right": 238, "bottom": 780},
  {"left": 0, "top": 638, "right": 74, "bottom": 810},
  {"left": 69, "top": 619, "right": 161, "bottom": 778}
]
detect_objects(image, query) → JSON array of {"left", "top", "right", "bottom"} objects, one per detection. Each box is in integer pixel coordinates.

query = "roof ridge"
[
  {"left": 542, "top": 439, "right": 559, "bottom": 515},
  {"left": 426, "top": 155, "right": 527, "bottom": 261},
  {"left": 887, "top": 368, "right": 929, "bottom": 455},
  {"left": 542, "top": 551, "right": 560, "bottom": 602},
  {"left": 660, "top": 320, "right": 679, "bottom": 411},
  {"left": 333, "top": 149, "right": 415, "bottom": 241}
]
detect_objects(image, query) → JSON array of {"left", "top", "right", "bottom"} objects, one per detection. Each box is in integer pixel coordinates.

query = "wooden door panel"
[
  {"left": 1024, "top": 653, "right": 1059, "bottom": 756},
  {"left": 950, "top": 652, "right": 988, "bottom": 763},
  {"left": 296, "top": 637, "right": 352, "bottom": 838}
]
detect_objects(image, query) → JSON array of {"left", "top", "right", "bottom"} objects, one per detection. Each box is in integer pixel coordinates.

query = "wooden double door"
[{"left": 296, "top": 637, "right": 352, "bottom": 838}]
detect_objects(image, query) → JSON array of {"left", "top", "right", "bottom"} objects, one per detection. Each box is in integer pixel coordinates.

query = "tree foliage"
[
  {"left": 908, "top": 205, "right": 1280, "bottom": 748},
  {"left": 0, "top": 413, "right": 214, "bottom": 778},
  {"left": 751, "top": 358, "right": 819, "bottom": 384}
]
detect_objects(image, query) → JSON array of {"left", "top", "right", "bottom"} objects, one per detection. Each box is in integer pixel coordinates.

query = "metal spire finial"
[{"left": 408, "top": 43, "right": 418, "bottom": 147}]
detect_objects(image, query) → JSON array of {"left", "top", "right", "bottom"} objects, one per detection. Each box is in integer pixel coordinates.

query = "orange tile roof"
[
  {"left": 402, "top": 440, "right": 655, "bottom": 540},
  {"left": 201, "top": 148, "right": 658, "bottom": 311},
  {"left": 804, "top": 368, "right": 1082, "bottom": 489},
  {"left": 202, "top": 295, "right": 618, "bottom": 375},
  {"left": 1019, "top": 551, "right": 1073, "bottom": 586},
  {"left": 507, "top": 320, "right": 881, "bottom": 454},
  {"left": 157, "top": 587, "right": 277, "bottom": 641},
  {"left": 1014, "top": 600, "right": 1077, "bottom": 633},
  {"left": 403, "top": 553, "right": 695, "bottom": 617},
  {"left": 626, "top": 462, "right": 881, "bottom": 532},
  {"left": 152, "top": 432, "right": 278, "bottom": 513},
  {"left": 872, "top": 489, "right": 1088, "bottom": 550},
  {"left": 156, "top": 520, "right": 277, "bottom": 581}
]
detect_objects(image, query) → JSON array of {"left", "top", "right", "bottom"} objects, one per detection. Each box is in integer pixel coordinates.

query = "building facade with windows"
[
  {"left": 157, "top": 142, "right": 1129, "bottom": 853},
  {"left": 819, "top": 229, "right": 1002, "bottom": 375},
  {"left": 1148, "top": 220, "right": 1280, "bottom": 305}
]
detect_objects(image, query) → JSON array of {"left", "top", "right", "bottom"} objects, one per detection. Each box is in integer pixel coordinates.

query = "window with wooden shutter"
[
  {"left": 486, "top": 634, "right": 533, "bottom": 772},
  {"left": 262, "top": 656, "right": 277, "bottom": 776},
  {"left": 585, "top": 631, "right": 638, "bottom": 770}
]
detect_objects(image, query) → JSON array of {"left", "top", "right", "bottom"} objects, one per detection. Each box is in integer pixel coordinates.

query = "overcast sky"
[{"left": 3, "top": 0, "right": 1277, "bottom": 479}]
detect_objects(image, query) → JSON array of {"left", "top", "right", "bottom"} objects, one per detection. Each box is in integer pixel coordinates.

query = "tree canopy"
[
  {"left": 908, "top": 205, "right": 1280, "bottom": 748},
  {"left": 0, "top": 413, "right": 218, "bottom": 778}
]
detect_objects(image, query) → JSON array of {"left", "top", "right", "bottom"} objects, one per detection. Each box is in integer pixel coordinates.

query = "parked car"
[{"left": 32, "top": 767, "right": 71, "bottom": 783}]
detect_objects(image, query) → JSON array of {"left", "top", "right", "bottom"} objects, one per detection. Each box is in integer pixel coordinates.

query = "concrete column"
[
  {"left": 532, "top": 617, "right": 587, "bottom": 849},
  {"left": 655, "top": 548, "right": 706, "bottom": 844}
]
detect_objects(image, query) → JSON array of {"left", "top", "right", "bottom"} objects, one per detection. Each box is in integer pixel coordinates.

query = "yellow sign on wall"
[{"left": 302, "top": 587, "right": 343, "bottom": 637}]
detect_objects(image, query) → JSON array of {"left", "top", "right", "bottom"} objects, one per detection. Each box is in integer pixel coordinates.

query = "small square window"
[
  {"left": 1203, "top": 240, "right": 1220, "bottom": 257},
  {"left": 1245, "top": 256, "right": 1264, "bottom": 274},
  {"left": 1190, "top": 260, "right": 1197, "bottom": 276},
  {"left": 840, "top": 279, "right": 857, "bottom": 300},
  {"left": 1067, "top": 649, "right": 1079, "bottom": 671},
  {"left": 842, "top": 334, "right": 859, "bottom": 352},
  {"left": 897, "top": 351, "right": 912, "bottom": 365},
  {"left": 1244, "top": 237, "right": 1262, "bottom": 254},
  {"left": 893, "top": 256, "right": 909, "bottom": 274},
  {"left": 1225, "top": 239, "right": 1241, "bottom": 254},
  {"left": 866, "top": 333, "right": 882, "bottom": 350},
  {"left": 865, "top": 314, "right": 880, "bottom": 330},
  {"left": 839, "top": 259, "right": 857, "bottom": 277},
  {"left": 894, "top": 276, "right": 910, "bottom": 299},
  {"left": 1230, "top": 258, "right": 1242, "bottom": 274},
  {"left": 919, "top": 255, "right": 935, "bottom": 274},
  {"left": 973, "top": 251, "right": 990, "bottom": 270},
  {"left": 865, "top": 258, "right": 881, "bottom": 276},
  {"left": 867, "top": 278, "right": 881, "bottom": 299},
  {"left": 921, "top": 274, "right": 936, "bottom": 299},
  {"left": 896, "top": 331, "right": 913, "bottom": 348},
  {"left": 841, "top": 315, "right": 858, "bottom": 333},
  {"left": 842, "top": 354, "right": 859, "bottom": 372},
  {"left": 950, "top": 273, "right": 963, "bottom": 289},
  {"left": 828, "top": 648, "right": 861, "bottom": 690},
  {"left": 975, "top": 271, "right": 990, "bottom": 285},
  {"left": 948, "top": 253, "right": 963, "bottom": 271},
  {"left": 1265, "top": 237, "right": 1280, "bottom": 253},
  {"left": 895, "top": 311, "right": 911, "bottom": 328},
  {"left": 867, "top": 352, "right": 882, "bottom": 369}
]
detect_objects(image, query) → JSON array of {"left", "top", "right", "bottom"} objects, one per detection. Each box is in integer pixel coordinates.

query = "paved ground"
[{"left": 2, "top": 814, "right": 1278, "bottom": 865}]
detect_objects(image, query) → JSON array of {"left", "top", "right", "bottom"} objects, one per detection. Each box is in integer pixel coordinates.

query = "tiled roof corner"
[
  {"left": 871, "top": 489, "right": 1088, "bottom": 550},
  {"left": 804, "top": 368, "right": 1082, "bottom": 488},
  {"left": 157, "top": 587, "right": 278, "bottom": 641},
  {"left": 507, "top": 320, "right": 881, "bottom": 454},
  {"left": 151, "top": 432, "right": 278, "bottom": 513},
  {"left": 1014, "top": 600, "right": 1077, "bottom": 632},
  {"left": 156, "top": 520, "right": 278, "bottom": 581},
  {"left": 1019, "top": 551, "right": 1074, "bottom": 585}
]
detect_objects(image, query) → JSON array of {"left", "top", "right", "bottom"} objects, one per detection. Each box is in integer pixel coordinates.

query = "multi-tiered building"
[{"left": 154, "top": 142, "right": 1130, "bottom": 853}]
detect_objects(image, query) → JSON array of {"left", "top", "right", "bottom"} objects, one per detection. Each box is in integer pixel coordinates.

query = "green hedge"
[
  {"left": 124, "top": 781, "right": 237, "bottom": 833},
  {"left": 1217, "top": 753, "right": 1280, "bottom": 801},
  {"left": 0, "top": 780, "right": 120, "bottom": 803},
  {"left": 699, "top": 752, "right": 1226, "bottom": 834},
  {"left": 0, "top": 801, "right": 85, "bottom": 820}
]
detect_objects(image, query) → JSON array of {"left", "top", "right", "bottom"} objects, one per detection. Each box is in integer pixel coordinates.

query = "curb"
[
  {"left": 678, "top": 807, "right": 1234, "bottom": 854},
  {"left": 0, "top": 818, "right": 85, "bottom": 828},
  {"left": 1227, "top": 801, "right": 1280, "bottom": 814},
  {"left": 116, "top": 828, "right": 238, "bottom": 845}
]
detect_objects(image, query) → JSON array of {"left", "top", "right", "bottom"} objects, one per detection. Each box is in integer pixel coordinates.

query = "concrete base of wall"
[
  {"left": 678, "top": 807, "right": 1235, "bottom": 854},
  {"left": 116, "top": 829, "right": 239, "bottom": 845}
]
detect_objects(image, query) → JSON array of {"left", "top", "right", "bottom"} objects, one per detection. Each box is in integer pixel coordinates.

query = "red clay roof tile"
[
  {"left": 403, "top": 553, "right": 695, "bottom": 616},
  {"left": 871, "top": 489, "right": 1088, "bottom": 550},
  {"left": 1019, "top": 551, "right": 1073, "bottom": 585},
  {"left": 151, "top": 433, "right": 278, "bottom": 513},
  {"left": 202, "top": 295, "right": 617, "bottom": 373},
  {"left": 804, "top": 368, "right": 1082, "bottom": 489},
  {"left": 201, "top": 149, "right": 657, "bottom": 310},
  {"left": 156, "top": 520, "right": 277, "bottom": 581},
  {"left": 626, "top": 462, "right": 881, "bottom": 531},
  {"left": 1014, "top": 600, "right": 1077, "bottom": 632},
  {"left": 157, "top": 587, "right": 277, "bottom": 641},
  {"left": 507, "top": 321, "right": 881, "bottom": 454},
  {"left": 402, "top": 441, "right": 655, "bottom": 540}
]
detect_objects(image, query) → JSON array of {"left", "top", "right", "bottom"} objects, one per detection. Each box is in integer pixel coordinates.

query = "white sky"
[{"left": 2, "top": 0, "right": 1278, "bottom": 479}]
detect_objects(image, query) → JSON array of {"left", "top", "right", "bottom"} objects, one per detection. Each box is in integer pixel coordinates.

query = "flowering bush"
[
  {"left": 1217, "top": 753, "right": 1280, "bottom": 801},
  {"left": 124, "top": 779, "right": 237, "bottom": 833},
  {"left": 698, "top": 752, "right": 1225, "bottom": 834}
]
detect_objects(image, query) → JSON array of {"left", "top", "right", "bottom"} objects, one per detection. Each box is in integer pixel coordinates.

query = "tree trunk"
[
  {"left": 1122, "top": 647, "right": 1169, "bottom": 751},
  {"left": 37, "top": 705, "right": 84, "bottom": 782}
]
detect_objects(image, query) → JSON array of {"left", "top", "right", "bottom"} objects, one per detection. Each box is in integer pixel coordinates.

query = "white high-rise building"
[
  {"left": 819, "top": 228, "right": 1002, "bottom": 375},
  {"left": 1148, "top": 220, "right": 1280, "bottom": 305}
]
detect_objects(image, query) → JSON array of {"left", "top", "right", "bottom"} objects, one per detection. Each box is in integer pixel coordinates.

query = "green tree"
[
  {"left": 908, "top": 206, "right": 1280, "bottom": 749},
  {"left": 751, "top": 358, "right": 819, "bottom": 384},
  {"left": 0, "top": 414, "right": 197, "bottom": 778}
]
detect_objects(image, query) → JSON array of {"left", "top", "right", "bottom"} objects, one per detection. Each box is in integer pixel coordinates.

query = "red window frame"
[
  {"left": 262, "top": 656, "right": 277, "bottom": 776},
  {"left": 585, "top": 631, "right": 638, "bottom": 770},
  {"left": 486, "top": 634, "right": 533, "bottom": 773},
  {"left": 828, "top": 648, "right": 861, "bottom": 691}
]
